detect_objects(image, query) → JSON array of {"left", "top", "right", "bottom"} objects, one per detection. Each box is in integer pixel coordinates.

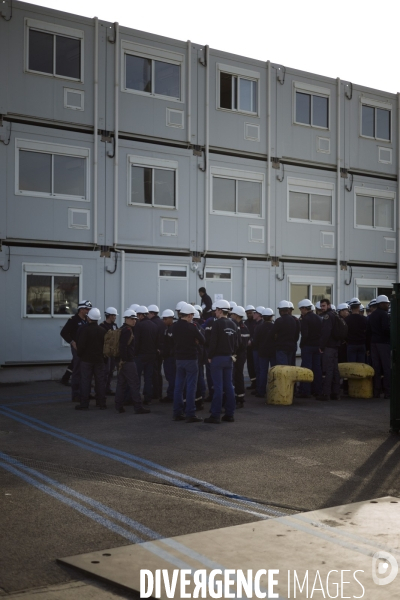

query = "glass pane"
[
  {"left": 237, "top": 180, "right": 261, "bottom": 215},
  {"left": 376, "top": 108, "right": 390, "bottom": 141},
  {"left": 131, "top": 166, "right": 152, "bottom": 204},
  {"left": 358, "top": 287, "right": 376, "bottom": 306},
  {"left": 154, "top": 61, "right": 180, "bottom": 99},
  {"left": 159, "top": 266, "right": 187, "bottom": 277},
  {"left": 310, "top": 194, "right": 331, "bottom": 222},
  {"left": 312, "top": 285, "right": 332, "bottom": 305},
  {"left": 375, "top": 197, "right": 393, "bottom": 229},
  {"left": 29, "top": 29, "right": 53, "bottom": 74},
  {"left": 213, "top": 177, "right": 236, "bottom": 213},
  {"left": 154, "top": 169, "right": 175, "bottom": 207},
  {"left": 239, "top": 78, "right": 257, "bottom": 112},
  {"left": 19, "top": 150, "right": 52, "bottom": 194},
  {"left": 27, "top": 275, "right": 51, "bottom": 314},
  {"left": 55, "top": 35, "right": 80, "bottom": 79},
  {"left": 54, "top": 276, "right": 79, "bottom": 314},
  {"left": 296, "top": 92, "right": 311, "bottom": 125},
  {"left": 313, "top": 95, "right": 328, "bottom": 128},
  {"left": 356, "top": 195, "right": 373, "bottom": 227},
  {"left": 206, "top": 269, "right": 231, "bottom": 279},
  {"left": 290, "top": 284, "right": 309, "bottom": 316},
  {"left": 362, "top": 105, "right": 374, "bottom": 137},
  {"left": 54, "top": 155, "right": 85, "bottom": 197},
  {"left": 126, "top": 55, "right": 151, "bottom": 92},
  {"left": 289, "top": 191, "right": 309, "bottom": 220},
  {"left": 220, "top": 72, "right": 232, "bottom": 109}
]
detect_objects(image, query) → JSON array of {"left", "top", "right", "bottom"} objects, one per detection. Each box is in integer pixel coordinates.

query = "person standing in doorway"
[
  {"left": 60, "top": 300, "right": 92, "bottom": 403},
  {"left": 198, "top": 287, "right": 213, "bottom": 319}
]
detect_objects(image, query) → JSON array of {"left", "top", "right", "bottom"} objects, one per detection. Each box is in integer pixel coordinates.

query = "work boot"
[{"left": 221, "top": 414, "right": 235, "bottom": 422}]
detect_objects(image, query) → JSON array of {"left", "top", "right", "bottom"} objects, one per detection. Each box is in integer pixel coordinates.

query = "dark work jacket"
[
  {"left": 60, "top": 313, "right": 87, "bottom": 344},
  {"left": 319, "top": 309, "right": 341, "bottom": 349},
  {"left": 254, "top": 321, "right": 276, "bottom": 358},
  {"left": 208, "top": 317, "right": 238, "bottom": 359},
  {"left": 161, "top": 324, "right": 174, "bottom": 359},
  {"left": 345, "top": 313, "right": 367, "bottom": 345},
  {"left": 100, "top": 320, "right": 118, "bottom": 332},
  {"left": 202, "top": 316, "right": 217, "bottom": 347},
  {"left": 300, "top": 311, "right": 322, "bottom": 348},
  {"left": 119, "top": 325, "right": 135, "bottom": 362},
  {"left": 366, "top": 308, "right": 390, "bottom": 345},
  {"left": 149, "top": 315, "right": 166, "bottom": 350},
  {"left": 246, "top": 317, "right": 260, "bottom": 340},
  {"left": 236, "top": 321, "right": 250, "bottom": 356},
  {"left": 272, "top": 314, "right": 299, "bottom": 352},
  {"left": 171, "top": 319, "right": 205, "bottom": 360},
  {"left": 134, "top": 317, "right": 158, "bottom": 356},
  {"left": 200, "top": 293, "right": 213, "bottom": 317},
  {"left": 194, "top": 321, "right": 206, "bottom": 363},
  {"left": 77, "top": 322, "right": 106, "bottom": 364}
]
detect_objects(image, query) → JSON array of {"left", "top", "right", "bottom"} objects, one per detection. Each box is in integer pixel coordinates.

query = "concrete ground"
[{"left": 0, "top": 378, "right": 399, "bottom": 598}]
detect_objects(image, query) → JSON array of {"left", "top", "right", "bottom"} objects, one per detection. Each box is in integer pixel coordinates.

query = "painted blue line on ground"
[{"left": 1, "top": 406, "right": 283, "bottom": 517}]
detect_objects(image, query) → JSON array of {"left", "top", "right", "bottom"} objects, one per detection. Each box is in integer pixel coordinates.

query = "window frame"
[
  {"left": 127, "top": 154, "right": 178, "bottom": 210},
  {"left": 158, "top": 264, "right": 188, "bottom": 279},
  {"left": 210, "top": 166, "right": 264, "bottom": 219},
  {"left": 293, "top": 81, "right": 330, "bottom": 130},
  {"left": 121, "top": 40, "right": 184, "bottom": 103},
  {"left": 15, "top": 138, "right": 90, "bottom": 202},
  {"left": 354, "top": 279, "right": 395, "bottom": 305},
  {"left": 288, "top": 275, "right": 334, "bottom": 317},
  {"left": 360, "top": 97, "right": 392, "bottom": 142},
  {"left": 25, "top": 18, "right": 84, "bottom": 83},
  {"left": 216, "top": 63, "right": 260, "bottom": 117},
  {"left": 354, "top": 186, "right": 395, "bottom": 232},
  {"left": 287, "top": 177, "right": 334, "bottom": 226},
  {"left": 22, "top": 263, "right": 82, "bottom": 319},
  {"left": 205, "top": 267, "right": 232, "bottom": 280}
]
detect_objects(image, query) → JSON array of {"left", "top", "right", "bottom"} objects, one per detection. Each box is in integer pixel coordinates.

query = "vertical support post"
[
  {"left": 113, "top": 23, "right": 120, "bottom": 248},
  {"left": 242, "top": 257, "right": 247, "bottom": 308},
  {"left": 267, "top": 60, "right": 271, "bottom": 259},
  {"left": 390, "top": 283, "right": 400, "bottom": 432},
  {"left": 336, "top": 77, "right": 341, "bottom": 306},
  {"left": 120, "top": 250, "right": 125, "bottom": 323},
  {"left": 93, "top": 17, "right": 98, "bottom": 246}
]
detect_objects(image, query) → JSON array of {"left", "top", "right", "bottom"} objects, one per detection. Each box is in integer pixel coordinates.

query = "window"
[
  {"left": 26, "top": 19, "right": 83, "bottom": 81},
  {"left": 357, "top": 284, "right": 393, "bottom": 306},
  {"left": 294, "top": 82, "right": 330, "bottom": 128},
  {"left": 217, "top": 63, "right": 259, "bottom": 115},
  {"left": 211, "top": 167, "right": 263, "bottom": 217},
  {"left": 128, "top": 155, "right": 178, "bottom": 208},
  {"left": 361, "top": 101, "right": 391, "bottom": 141},
  {"left": 288, "top": 178, "right": 333, "bottom": 224},
  {"left": 16, "top": 139, "right": 89, "bottom": 201},
  {"left": 122, "top": 41, "right": 183, "bottom": 101},
  {"left": 23, "top": 263, "right": 82, "bottom": 318},
  {"left": 205, "top": 268, "right": 231, "bottom": 280},
  {"left": 290, "top": 283, "right": 332, "bottom": 316},
  {"left": 355, "top": 187, "right": 395, "bottom": 230},
  {"left": 159, "top": 265, "right": 187, "bottom": 277}
]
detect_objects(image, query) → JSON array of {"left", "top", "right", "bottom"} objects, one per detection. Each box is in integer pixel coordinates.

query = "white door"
[
  {"left": 158, "top": 264, "right": 188, "bottom": 312},
  {"left": 204, "top": 267, "right": 232, "bottom": 303}
]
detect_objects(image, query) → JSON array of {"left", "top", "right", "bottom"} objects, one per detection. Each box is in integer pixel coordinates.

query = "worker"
[
  {"left": 345, "top": 298, "right": 367, "bottom": 363},
  {"left": 100, "top": 307, "right": 119, "bottom": 395},
  {"left": 230, "top": 306, "right": 250, "bottom": 408},
  {"left": 272, "top": 301, "right": 299, "bottom": 366},
  {"left": 148, "top": 304, "right": 165, "bottom": 401},
  {"left": 367, "top": 294, "right": 391, "bottom": 399},
  {"left": 170, "top": 303, "right": 205, "bottom": 422},
  {"left": 60, "top": 299, "right": 92, "bottom": 403},
  {"left": 134, "top": 306, "right": 159, "bottom": 405},
  {"left": 75, "top": 308, "right": 106, "bottom": 410},
  {"left": 317, "top": 298, "right": 346, "bottom": 401},
  {"left": 198, "top": 287, "right": 213, "bottom": 319},
  {"left": 160, "top": 309, "right": 175, "bottom": 403},
  {"left": 115, "top": 309, "right": 151, "bottom": 414},
  {"left": 297, "top": 299, "right": 322, "bottom": 398},
  {"left": 254, "top": 308, "right": 276, "bottom": 398},
  {"left": 205, "top": 299, "right": 238, "bottom": 424}
]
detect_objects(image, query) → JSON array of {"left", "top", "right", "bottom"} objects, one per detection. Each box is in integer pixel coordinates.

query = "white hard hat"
[
  {"left": 180, "top": 303, "right": 196, "bottom": 315},
  {"left": 231, "top": 306, "right": 246, "bottom": 318},
  {"left": 193, "top": 310, "right": 200, "bottom": 319},
  {"left": 368, "top": 298, "right": 377, "bottom": 307},
  {"left": 105, "top": 306, "right": 118, "bottom": 315},
  {"left": 298, "top": 299, "right": 313, "bottom": 309},
  {"left": 148, "top": 304, "right": 159, "bottom": 313},
  {"left": 211, "top": 302, "right": 217, "bottom": 311},
  {"left": 136, "top": 305, "right": 148, "bottom": 314},
  {"left": 262, "top": 308, "right": 275, "bottom": 316},
  {"left": 215, "top": 299, "right": 231, "bottom": 310},
  {"left": 194, "top": 305, "right": 203, "bottom": 312},
  {"left": 78, "top": 300, "right": 92, "bottom": 309},
  {"left": 161, "top": 309, "right": 174, "bottom": 318},
  {"left": 315, "top": 301, "right": 321, "bottom": 309},
  {"left": 277, "top": 300, "right": 290, "bottom": 309},
  {"left": 255, "top": 305, "right": 265, "bottom": 314},
  {"left": 176, "top": 301, "right": 186, "bottom": 311},
  {"left": 130, "top": 304, "right": 140, "bottom": 312},
  {"left": 337, "top": 303, "right": 350, "bottom": 311},
  {"left": 245, "top": 305, "right": 255, "bottom": 312},
  {"left": 311, "top": 304, "right": 315, "bottom": 311},
  {"left": 376, "top": 294, "right": 390, "bottom": 303},
  {"left": 229, "top": 301, "right": 237, "bottom": 309},
  {"left": 123, "top": 309, "right": 137, "bottom": 319},
  {"left": 348, "top": 297, "right": 361, "bottom": 306},
  {"left": 288, "top": 302, "right": 294, "bottom": 309},
  {"left": 331, "top": 304, "right": 336, "bottom": 311},
  {"left": 88, "top": 307, "right": 101, "bottom": 321}
]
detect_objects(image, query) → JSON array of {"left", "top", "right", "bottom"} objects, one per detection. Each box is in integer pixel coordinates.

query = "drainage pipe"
[
  {"left": 93, "top": 17, "right": 98, "bottom": 246},
  {"left": 113, "top": 22, "right": 120, "bottom": 247},
  {"left": 267, "top": 60, "right": 271, "bottom": 259}
]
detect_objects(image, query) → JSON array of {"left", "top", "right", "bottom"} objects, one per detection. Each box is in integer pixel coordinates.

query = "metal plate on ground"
[{"left": 59, "top": 496, "right": 400, "bottom": 599}]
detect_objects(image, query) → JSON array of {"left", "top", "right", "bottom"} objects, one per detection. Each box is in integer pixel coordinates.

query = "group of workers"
[{"left": 60, "top": 287, "right": 392, "bottom": 422}]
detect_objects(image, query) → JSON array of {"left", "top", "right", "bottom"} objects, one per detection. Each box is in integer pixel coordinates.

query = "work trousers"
[
  {"left": 322, "top": 347, "right": 340, "bottom": 396},
  {"left": 300, "top": 346, "right": 322, "bottom": 396},
  {"left": 80, "top": 361, "right": 106, "bottom": 408},
  {"left": 115, "top": 362, "right": 143, "bottom": 411},
  {"left": 210, "top": 356, "right": 236, "bottom": 418},
  {"left": 163, "top": 357, "right": 176, "bottom": 400},
  {"left": 196, "top": 364, "right": 207, "bottom": 401},
  {"left": 152, "top": 354, "right": 163, "bottom": 399},
  {"left": 205, "top": 359, "right": 214, "bottom": 400},
  {"left": 370, "top": 343, "right": 391, "bottom": 396},
  {"left": 135, "top": 355, "right": 155, "bottom": 403},
  {"left": 70, "top": 346, "right": 82, "bottom": 400},
  {"left": 233, "top": 353, "right": 246, "bottom": 400},
  {"left": 173, "top": 359, "right": 198, "bottom": 418},
  {"left": 258, "top": 355, "right": 276, "bottom": 396},
  {"left": 347, "top": 344, "right": 366, "bottom": 364},
  {"left": 276, "top": 350, "right": 294, "bottom": 366},
  {"left": 104, "top": 357, "right": 117, "bottom": 392}
]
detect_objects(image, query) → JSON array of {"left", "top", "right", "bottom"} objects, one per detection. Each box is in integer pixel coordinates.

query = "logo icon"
[{"left": 372, "top": 551, "right": 399, "bottom": 586}]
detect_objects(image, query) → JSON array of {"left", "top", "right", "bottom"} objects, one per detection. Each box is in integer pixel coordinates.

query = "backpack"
[
  {"left": 103, "top": 328, "right": 133, "bottom": 357},
  {"left": 332, "top": 314, "right": 348, "bottom": 341}
]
